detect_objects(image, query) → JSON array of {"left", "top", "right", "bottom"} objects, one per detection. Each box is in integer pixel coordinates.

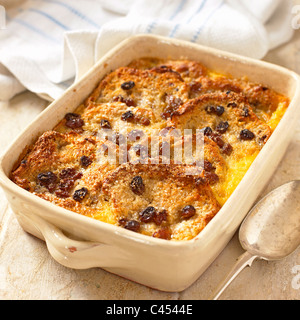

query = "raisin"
[
  {"left": 130, "top": 176, "right": 145, "bottom": 195},
  {"left": 80, "top": 156, "right": 92, "bottom": 168},
  {"left": 222, "top": 143, "right": 233, "bottom": 155},
  {"left": 124, "top": 220, "right": 140, "bottom": 232},
  {"left": 216, "top": 121, "right": 229, "bottom": 134},
  {"left": 204, "top": 160, "right": 214, "bottom": 172},
  {"left": 240, "top": 129, "right": 255, "bottom": 141},
  {"left": 205, "top": 105, "right": 216, "bottom": 114},
  {"left": 121, "top": 81, "right": 135, "bottom": 90},
  {"left": 153, "top": 228, "right": 171, "bottom": 240},
  {"left": 204, "top": 171, "right": 219, "bottom": 185},
  {"left": 153, "top": 210, "right": 168, "bottom": 226},
  {"left": 161, "top": 95, "right": 183, "bottom": 119},
  {"left": 121, "top": 110, "right": 135, "bottom": 122},
  {"left": 140, "top": 206, "right": 156, "bottom": 223},
  {"left": 203, "top": 126, "right": 213, "bottom": 136},
  {"left": 242, "top": 107, "right": 250, "bottom": 117},
  {"left": 124, "top": 98, "right": 135, "bottom": 107},
  {"left": 66, "top": 117, "right": 84, "bottom": 129},
  {"left": 113, "top": 95, "right": 136, "bottom": 107},
  {"left": 195, "top": 177, "right": 206, "bottom": 186},
  {"left": 210, "top": 132, "right": 225, "bottom": 148},
  {"left": 215, "top": 106, "right": 225, "bottom": 116},
  {"left": 181, "top": 205, "right": 196, "bottom": 220},
  {"left": 55, "top": 168, "right": 83, "bottom": 198},
  {"left": 118, "top": 218, "right": 128, "bottom": 227},
  {"left": 65, "top": 113, "right": 80, "bottom": 121},
  {"left": 59, "top": 168, "right": 82, "bottom": 180},
  {"left": 100, "top": 119, "right": 111, "bottom": 129},
  {"left": 37, "top": 172, "right": 56, "bottom": 185},
  {"left": 73, "top": 187, "right": 88, "bottom": 202},
  {"left": 205, "top": 105, "right": 224, "bottom": 116},
  {"left": 227, "top": 102, "right": 237, "bottom": 108},
  {"left": 37, "top": 172, "right": 58, "bottom": 192},
  {"left": 55, "top": 179, "right": 75, "bottom": 198},
  {"left": 65, "top": 113, "right": 84, "bottom": 129}
]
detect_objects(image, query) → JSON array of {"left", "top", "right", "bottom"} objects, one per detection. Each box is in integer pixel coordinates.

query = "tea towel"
[{"left": 0, "top": 0, "right": 294, "bottom": 101}]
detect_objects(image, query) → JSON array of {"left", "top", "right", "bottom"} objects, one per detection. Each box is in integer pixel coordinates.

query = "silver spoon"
[{"left": 212, "top": 180, "right": 300, "bottom": 300}]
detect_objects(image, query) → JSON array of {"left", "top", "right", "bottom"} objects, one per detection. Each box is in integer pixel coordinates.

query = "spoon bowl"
[{"left": 212, "top": 180, "right": 300, "bottom": 300}]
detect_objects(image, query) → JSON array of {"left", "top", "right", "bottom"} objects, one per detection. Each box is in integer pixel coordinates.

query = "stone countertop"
[{"left": 0, "top": 31, "right": 300, "bottom": 300}]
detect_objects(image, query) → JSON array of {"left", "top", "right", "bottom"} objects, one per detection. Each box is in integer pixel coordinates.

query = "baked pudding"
[{"left": 10, "top": 58, "right": 289, "bottom": 241}]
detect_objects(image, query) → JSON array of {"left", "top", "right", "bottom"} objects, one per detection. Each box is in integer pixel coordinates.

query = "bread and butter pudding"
[{"left": 10, "top": 58, "right": 289, "bottom": 241}]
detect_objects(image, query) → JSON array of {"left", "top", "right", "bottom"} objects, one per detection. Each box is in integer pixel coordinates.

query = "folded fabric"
[{"left": 0, "top": 0, "right": 294, "bottom": 102}]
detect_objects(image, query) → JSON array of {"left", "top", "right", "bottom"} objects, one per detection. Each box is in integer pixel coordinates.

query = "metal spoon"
[{"left": 212, "top": 180, "right": 300, "bottom": 300}]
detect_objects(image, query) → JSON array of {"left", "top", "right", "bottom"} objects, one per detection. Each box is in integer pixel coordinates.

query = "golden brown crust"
[
  {"left": 10, "top": 57, "right": 289, "bottom": 241},
  {"left": 169, "top": 92, "right": 272, "bottom": 151},
  {"left": 102, "top": 162, "right": 220, "bottom": 240},
  {"left": 86, "top": 66, "right": 190, "bottom": 120}
]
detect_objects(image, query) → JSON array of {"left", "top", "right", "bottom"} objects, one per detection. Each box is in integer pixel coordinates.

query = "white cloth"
[{"left": 0, "top": 0, "right": 294, "bottom": 101}]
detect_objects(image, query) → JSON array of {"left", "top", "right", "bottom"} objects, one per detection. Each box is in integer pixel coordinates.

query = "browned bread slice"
[
  {"left": 102, "top": 162, "right": 221, "bottom": 241},
  {"left": 86, "top": 66, "right": 190, "bottom": 120},
  {"left": 169, "top": 92, "right": 271, "bottom": 153},
  {"left": 10, "top": 131, "right": 119, "bottom": 222}
]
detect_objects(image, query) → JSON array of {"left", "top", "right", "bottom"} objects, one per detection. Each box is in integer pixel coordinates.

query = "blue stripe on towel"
[
  {"left": 35, "top": 0, "right": 101, "bottom": 29},
  {"left": 169, "top": 23, "right": 180, "bottom": 37},
  {"left": 170, "top": 0, "right": 187, "bottom": 20},
  {"left": 191, "top": 0, "right": 224, "bottom": 43},
  {"left": 187, "top": 0, "right": 207, "bottom": 23},
  {"left": 12, "top": 17, "right": 60, "bottom": 43},
  {"left": 146, "top": 19, "right": 158, "bottom": 33},
  {"left": 27, "top": 8, "right": 70, "bottom": 30}
]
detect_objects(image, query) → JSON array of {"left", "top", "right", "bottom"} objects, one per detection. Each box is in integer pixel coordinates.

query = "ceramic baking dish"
[{"left": 1, "top": 35, "right": 300, "bottom": 292}]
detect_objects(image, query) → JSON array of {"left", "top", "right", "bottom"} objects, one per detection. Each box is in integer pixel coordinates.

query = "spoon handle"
[{"left": 211, "top": 251, "right": 257, "bottom": 300}]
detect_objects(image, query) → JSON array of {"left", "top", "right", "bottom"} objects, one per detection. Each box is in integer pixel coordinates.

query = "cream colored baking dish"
[{"left": 1, "top": 35, "right": 300, "bottom": 292}]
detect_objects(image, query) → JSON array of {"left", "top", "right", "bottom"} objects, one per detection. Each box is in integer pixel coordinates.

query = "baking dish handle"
[{"left": 21, "top": 213, "right": 124, "bottom": 269}]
